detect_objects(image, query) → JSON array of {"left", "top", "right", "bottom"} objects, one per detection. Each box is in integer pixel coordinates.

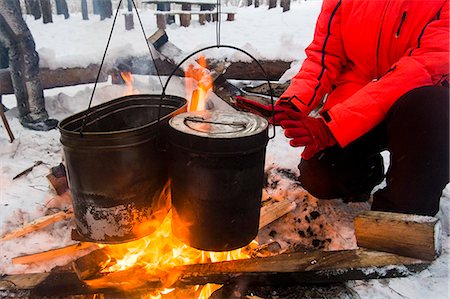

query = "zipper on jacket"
[
  {"left": 376, "top": 1, "right": 390, "bottom": 77},
  {"left": 395, "top": 11, "right": 407, "bottom": 38}
]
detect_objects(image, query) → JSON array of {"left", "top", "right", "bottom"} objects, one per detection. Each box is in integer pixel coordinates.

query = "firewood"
[
  {"left": 259, "top": 198, "right": 297, "bottom": 229},
  {"left": 12, "top": 160, "right": 43, "bottom": 180},
  {"left": 46, "top": 163, "right": 69, "bottom": 195},
  {"left": 12, "top": 243, "right": 99, "bottom": 265},
  {"left": 0, "top": 210, "right": 73, "bottom": 241},
  {"left": 0, "top": 273, "right": 50, "bottom": 291},
  {"left": 354, "top": 211, "right": 441, "bottom": 261},
  {"left": 2, "top": 248, "right": 430, "bottom": 296},
  {"left": 72, "top": 248, "right": 115, "bottom": 280},
  {"left": 243, "top": 81, "right": 290, "bottom": 98},
  {"left": 172, "top": 248, "right": 429, "bottom": 287},
  {"left": 82, "top": 248, "right": 429, "bottom": 292}
]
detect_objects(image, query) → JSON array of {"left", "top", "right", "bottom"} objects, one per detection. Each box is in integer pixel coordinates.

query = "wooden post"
[
  {"left": 81, "top": 0, "right": 89, "bottom": 20},
  {"left": 55, "top": 0, "right": 70, "bottom": 19},
  {"left": 25, "top": 0, "right": 42, "bottom": 20},
  {"left": 98, "top": 0, "right": 112, "bottom": 20},
  {"left": 199, "top": 13, "right": 206, "bottom": 25},
  {"left": 268, "top": 0, "right": 277, "bottom": 9},
  {"left": 156, "top": 14, "right": 167, "bottom": 29},
  {"left": 39, "top": 0, "right": 53, "bottom": 24},
  {"left": 124, "top": 12, "right": 134, "bottom": 30},
  {"left": 281, "top": 0, "right": 290, "bottom": 12},
  {"left": 354, "top": 211, "right": 441, "bottom": 261},
  {"left": 180, "top": 3, "right": 191, "bottom": 27}
]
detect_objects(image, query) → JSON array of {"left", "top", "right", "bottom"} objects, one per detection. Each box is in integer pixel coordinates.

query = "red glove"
[
  {"left": 235, "top": 96, "right": 302, "bottom": 125},
  {"left": 280, "top": 117, "right": 336, "bottom": 160}
]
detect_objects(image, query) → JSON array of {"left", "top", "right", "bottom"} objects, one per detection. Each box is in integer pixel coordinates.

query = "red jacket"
[{"left": 281, "top": 0, "right": 449, "bottom": 147}]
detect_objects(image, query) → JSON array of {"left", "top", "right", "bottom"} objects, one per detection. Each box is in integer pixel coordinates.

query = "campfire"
[
  {"left": 0, "top": 50, "right": 442, "bottom": 299},
  {"left": 78, "top": 57, "right": 258, "bottom": 298}
]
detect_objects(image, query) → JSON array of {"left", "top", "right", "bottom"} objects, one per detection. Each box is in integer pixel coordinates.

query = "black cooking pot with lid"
[{"left": 167, "top": 110, "right": 268, "bottom": 251}]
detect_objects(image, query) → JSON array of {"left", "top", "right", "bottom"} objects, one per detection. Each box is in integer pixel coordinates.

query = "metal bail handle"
[
  {"left": 159, "top": 45, "right": 277, "bottom": 139},
  {"left": 80, "top": 0, "right": 165, "bottom": 135}
]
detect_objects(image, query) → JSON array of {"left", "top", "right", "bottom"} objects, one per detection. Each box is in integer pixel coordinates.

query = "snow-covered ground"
[{"left": 1, "top": 1, "right": 449, "bottom": 298}]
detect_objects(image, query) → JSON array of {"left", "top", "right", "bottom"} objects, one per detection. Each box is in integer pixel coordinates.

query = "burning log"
[
  {"left": 72, "top": 248, "right": 115, "bottom": 280},
  {"left": 71, "top": 248, "right": 430, "bottom": 294},
  {"left": 354, "top": 211, "right": 441, "bottom": 261},
  {"left": 0, "top": 210, "right": 73, "bottom": 241},
  {"left": 12, "top": 243, "right": 98, "bottom": 265},
  {"left": 171, "top": 248, "right": 429, "bottom": 286}
]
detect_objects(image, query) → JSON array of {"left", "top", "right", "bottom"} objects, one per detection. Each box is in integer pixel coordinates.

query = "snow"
[{"left": 1, "top": 1, "right": 449, "bottom": 298}]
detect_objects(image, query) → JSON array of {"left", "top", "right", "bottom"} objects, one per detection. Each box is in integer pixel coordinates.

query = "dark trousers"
[{"left": 298, "top": 86, "right": 449, "bottom": 216}]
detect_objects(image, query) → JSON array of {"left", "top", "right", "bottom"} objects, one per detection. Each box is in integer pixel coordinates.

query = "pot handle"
[{"left": 159, "top": 45, "right": 277, "bottom": 139}]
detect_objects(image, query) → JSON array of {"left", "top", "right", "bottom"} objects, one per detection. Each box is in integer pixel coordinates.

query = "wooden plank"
[
  {"left": 354, "top": 211, "right": 441, "bottom": 261},
  {"left": 173, "top": 248, "right": 429, "bottom": 286},
  {"left": 0, "top": 273, "right": 50, "bottom": 291},
  {"left": 243, "top": 81, "right": 290, "bottom": 98},
  {"left": 12, "top": 243, "right": 98, "bottom": 265},
  {"left": 72, "top": 248, "right": 114, "bottom": 280},
  {"left": 82, "top": 248, "right": 429, "bottom": 292},
  {"left": 259, "top": 198, "right": 297, "bottom": 229},
  {"left": 1, "top": 248, "right": 430, "bottom": 296},
  {"left": 0, "top": 64, "right": 108, "bottom": 95},
  {"left": 0, "top": 210, "right": 74, "bottom": 241}
]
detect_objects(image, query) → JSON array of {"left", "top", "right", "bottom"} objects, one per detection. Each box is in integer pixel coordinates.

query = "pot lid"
[{"left": 169, "top": 110, "right": 268, "bottom": 138}]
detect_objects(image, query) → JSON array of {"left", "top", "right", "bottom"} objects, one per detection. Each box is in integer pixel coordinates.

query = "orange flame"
[
  {"left": 185, "top": 55, "right": 213, "bottom": 111},
  {"left": 120, "top": 71, "right": 139, "bottom": 95},
  {"left": 85, "top": 186, "right": 258, "bottom": 298}
]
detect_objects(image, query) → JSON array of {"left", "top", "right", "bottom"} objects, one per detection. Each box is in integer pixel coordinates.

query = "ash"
[{"left": 257, "top": 166, "right": 370, "bottom": 255}]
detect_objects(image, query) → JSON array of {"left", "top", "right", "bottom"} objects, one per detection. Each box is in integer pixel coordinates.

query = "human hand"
[
  {"left": 235, "top": 96, "right": 303, "bottom": 125},
  {"left": 280, "top": 116, "right": 336, "bottom": 160}
]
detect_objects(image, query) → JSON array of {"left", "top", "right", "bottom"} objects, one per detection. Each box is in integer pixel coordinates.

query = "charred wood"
[
  {"left": 172, "top": 248, "right": 429, "bottom": 287},
  {"left": 243, "top": 81, "right": 290, "bottom": 97},
  {"left": 223, "top": 60, "right": 291, "bottom": 81},
  {"left": 0, "top": 249, "right": 431, "bottom": 296}
]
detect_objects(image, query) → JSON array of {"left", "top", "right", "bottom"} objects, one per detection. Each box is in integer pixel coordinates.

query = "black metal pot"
[
  {"left": 59, "top": 94, "right": 187, "bottom": 243},
  {"left": 167, "top": 110, "right": 268, "bottom": 251}
]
